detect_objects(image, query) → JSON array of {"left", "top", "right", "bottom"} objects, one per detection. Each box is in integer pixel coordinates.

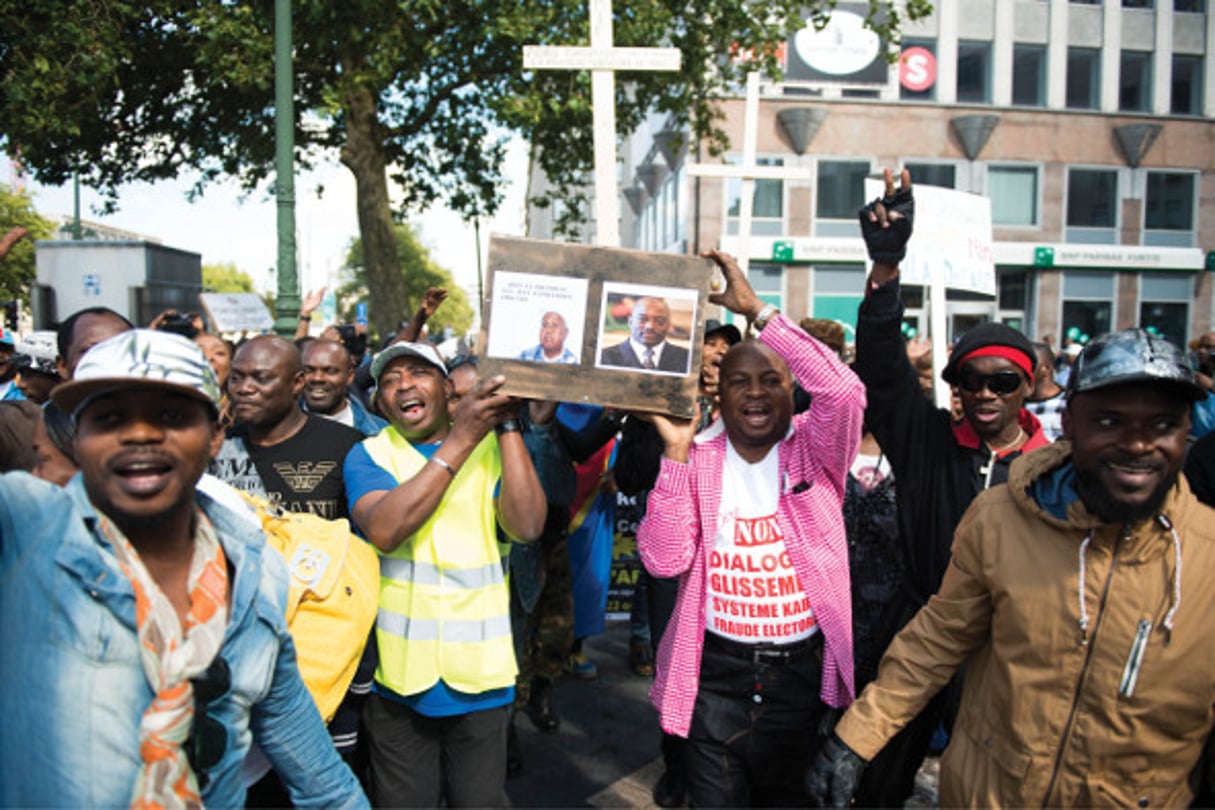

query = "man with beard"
[
  {"left": 845, "top": 169, "right": 1049, "bottom": 806},
  {"left": 301, "top": 339, "right": 387, "bottom": 436},
  {"left": 808, "top": 328, "right": 1215, "bottom": 807}
]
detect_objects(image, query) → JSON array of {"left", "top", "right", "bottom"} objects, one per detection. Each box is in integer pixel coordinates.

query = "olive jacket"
[{"left": 836, "top": 440, "right": 1215, "bottom": 807}]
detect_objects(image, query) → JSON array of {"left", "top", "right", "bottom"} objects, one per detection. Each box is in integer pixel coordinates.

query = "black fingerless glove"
[
  {"left": 805, "top": 733, "right": 867, "bottom": 808},
  {"left": 857, "top": 185, "right": 915, "bottom": 264}
]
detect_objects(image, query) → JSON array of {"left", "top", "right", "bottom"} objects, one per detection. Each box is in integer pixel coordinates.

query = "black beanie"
[{"left": 941, "top": 322, "right": 1036, "bottom": 384}]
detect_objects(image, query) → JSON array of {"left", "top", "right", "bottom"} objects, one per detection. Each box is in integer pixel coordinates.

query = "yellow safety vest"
[{"left": 362, "top": 427, "right": 517, "bottom": 697}]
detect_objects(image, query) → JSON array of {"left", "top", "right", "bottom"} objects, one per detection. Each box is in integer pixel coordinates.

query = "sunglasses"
[
  {"left": 187, "top": 656, "right": 231, "bottom": 789},
  {"left": 957, "top": 369, "right": 1024, "bottom": 396}
]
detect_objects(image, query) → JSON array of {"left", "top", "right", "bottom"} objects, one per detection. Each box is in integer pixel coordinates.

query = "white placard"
[{"left": 199, "top": 292, "right": 275, "bottom": 333}]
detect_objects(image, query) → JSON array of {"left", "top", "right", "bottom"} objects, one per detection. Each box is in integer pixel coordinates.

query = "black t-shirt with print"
[{"left": 216, "top": 414, "right": 363, "bottom": 521}]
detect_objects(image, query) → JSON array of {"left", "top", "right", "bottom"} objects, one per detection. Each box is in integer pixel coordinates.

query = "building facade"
[{"left": 599, "top": 0, "right": 1215, "bottom": 350}]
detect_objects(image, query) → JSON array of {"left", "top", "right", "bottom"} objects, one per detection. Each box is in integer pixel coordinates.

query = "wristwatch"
[
  {"left": 751, "top": 303, "right": 779, "bottom": 331},
  {"left": 495, "top": 418, "right": 522, "bottom": 435}
]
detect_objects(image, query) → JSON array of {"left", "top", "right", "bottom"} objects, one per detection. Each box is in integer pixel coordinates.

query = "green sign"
[
  {"left": 1033, "top": 246, "right": 1055, "bottom": 268},
  {"left": 772, "top": 240, "right": 795, "bottom": 262},
  {"left": 1205, "top": 251, "right": 1215, "bottom": 271}
]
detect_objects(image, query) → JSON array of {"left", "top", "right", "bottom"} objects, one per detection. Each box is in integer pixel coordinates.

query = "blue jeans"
[{"left": 686, "top": 632, "right": 827, "bottom": 808}]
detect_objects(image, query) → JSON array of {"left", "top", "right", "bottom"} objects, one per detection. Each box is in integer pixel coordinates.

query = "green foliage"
[
  {"left": 0, "top": 1, "right": 927, "bottom": 221},
  {"left": 0, "top": 1, "right": 929, "bottom": 317},
  {"left": 339, "top": 223, "right": 474, "bottom": 339},
  {"left": 202, "top": 261, "right": 256, "bottom": 293},
  {"left": 0, "top": 185, "right": 55, "bottom": 303}
]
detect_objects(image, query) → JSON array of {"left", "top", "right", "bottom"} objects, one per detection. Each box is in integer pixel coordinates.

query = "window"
[
  {"left": 1144, "top": 171, "right": 1196, "bottom": 246},
  {"left": 904, "top": 162, "right": 956, "bottom": 189},
  {"left": 816, "top": 161, "right": 871, "bottom": 220},
  {"left": 956, "top": 41, "right": 992, "bottom": 104},
  {"left": 1123, "top": 0, "right": 1153, "bottom": 6},
  {"left": 1138, "top": 274, "right": 1191, "bottom": 348},
  {"left": 1066, "top": 168, "right": 1118, "bottom": 242},
  {"left": 1067, "top": 48, "right": 1101, "bottom": 110},
  {"left": 1172, "top": 55, "right": 1204, "bottom": 115},
  {"left": 988, "top": 166, "right": 1039, "bottom": 227},
  {"left": 811, "top": 266, "right": 865, "bottom": 330},
  {"left": 749, "top": 263, "right": 784, "bottom": 311},
  {"left": 1175, "top": 0, "right": 1205, "bottom": 10},
  {"left": 726, "top": 157, "right": 784, "bottom": 236},
  {"left": 900, "top": 39, "right": 937, "bottom": 101},
  {"left": 1120, "top": 51, "right": 1152, "bottom": 112},
  {"left": 1062, "top": 272, "right": 1115, "bottom": 346},
  {"left": 998, "top": 270, "right": 1028, "bottom": 311},
  {"left": 1012, "top": 45, "right": 1047, "bottom": 107}
]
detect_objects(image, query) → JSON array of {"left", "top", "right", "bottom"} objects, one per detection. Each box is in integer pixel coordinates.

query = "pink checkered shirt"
[{"left": 638, "top": 313, "right": 865, "bottom": 737}]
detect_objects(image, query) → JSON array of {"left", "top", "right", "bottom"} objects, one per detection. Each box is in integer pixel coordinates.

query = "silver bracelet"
[
  {"left": 430, "top": 455, "right": 457, "bottom": 478},
  {"left": 751, "top": 303, "right": 779, "bottom": 331}
]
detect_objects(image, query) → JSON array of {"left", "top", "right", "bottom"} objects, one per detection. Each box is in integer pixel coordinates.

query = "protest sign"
[{"left": 478, "top": 235, "right": 712, "bottom": 418}]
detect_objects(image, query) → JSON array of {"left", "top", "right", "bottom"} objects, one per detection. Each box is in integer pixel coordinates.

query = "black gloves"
[
  {"left": 857, "top": 184, "right": 915, "bottom": 264},
  {"left": 805, "top": 733, "right": 866, "bottom": 808}
]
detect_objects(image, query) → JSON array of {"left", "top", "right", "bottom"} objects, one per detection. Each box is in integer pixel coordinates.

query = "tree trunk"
[{"left": 340, "top": 85, "right": 408, "bottom": 341}]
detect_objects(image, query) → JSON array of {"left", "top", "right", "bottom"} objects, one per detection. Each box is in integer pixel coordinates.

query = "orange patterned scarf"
[{"left": 99, "top": 510, "right": 230, "bottom": 810}]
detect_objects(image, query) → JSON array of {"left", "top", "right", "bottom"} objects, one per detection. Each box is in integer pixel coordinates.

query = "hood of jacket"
[{"left": 1007, "top": 439, "right": 1200, "bottom": 562}]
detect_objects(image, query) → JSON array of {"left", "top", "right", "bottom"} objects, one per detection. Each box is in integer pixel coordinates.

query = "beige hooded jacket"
[{"left": 836, "top": 440, "right": 1215, "bottom": 807}]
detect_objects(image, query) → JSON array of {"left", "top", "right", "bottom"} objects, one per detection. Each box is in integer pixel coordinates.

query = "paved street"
[
  {"left": 505, "top": 619, "right": 941, "bottom": 808},
  {"left": 507, "top": 620, "right": 665, "bottom": 808}
]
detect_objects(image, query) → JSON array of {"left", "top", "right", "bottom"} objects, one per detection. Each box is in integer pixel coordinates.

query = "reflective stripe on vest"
[
  {"left": 376, "top": 608, "right": 512, "bottom": 643},
  {"left": 361, "top": 427, "right": 517, "bottom": 696}
]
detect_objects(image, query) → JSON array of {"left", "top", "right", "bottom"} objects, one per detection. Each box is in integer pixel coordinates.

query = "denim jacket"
[{"left": 0, "top": 472, "right": 368, "bottom": 809}]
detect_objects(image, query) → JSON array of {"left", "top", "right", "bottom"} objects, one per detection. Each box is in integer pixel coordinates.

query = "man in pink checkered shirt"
[{"left": 637, "top": 249, "right": 866, "bottom": 806}]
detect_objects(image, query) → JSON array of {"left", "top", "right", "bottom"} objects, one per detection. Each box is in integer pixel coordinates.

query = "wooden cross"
[
  {"left": 687, "top": 72, "right": 813, "bottom": 276},
  {"left": 523, "top": 0, "right": 681, "bottom": 248}
]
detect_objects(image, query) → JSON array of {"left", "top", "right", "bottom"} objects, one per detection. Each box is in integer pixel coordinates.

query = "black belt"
[{"left": 704, "top": 630, "right": 822, "bottom": 665}]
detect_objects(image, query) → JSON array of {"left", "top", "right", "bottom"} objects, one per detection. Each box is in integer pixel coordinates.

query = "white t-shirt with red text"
[{"left": 705, "top": 443, "right": 816, "bottom": 644}]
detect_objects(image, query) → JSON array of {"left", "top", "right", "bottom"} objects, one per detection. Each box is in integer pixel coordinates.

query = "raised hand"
[
  {"left": 702, "top": 249, "right": 763, "bottom": 321},
  {"left": 419, "top": 287, "right": 448, "bottom": 318},
  {"left": 858, "top": 168, "right": 914, "bottom": 264},
  {"left": 451, "top": 374, "right": 517, "bottom": 443},
  {"left": 300, "top": 287, "right": 327, "bottom": 317}
]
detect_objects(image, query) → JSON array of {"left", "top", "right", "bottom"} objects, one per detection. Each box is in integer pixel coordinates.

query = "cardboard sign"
[
  {"left": 478, "top": 235, "right": 713, "bottom": 418},
  {"left": 198, "top": 292, "right": 275, "bottom": 333}
]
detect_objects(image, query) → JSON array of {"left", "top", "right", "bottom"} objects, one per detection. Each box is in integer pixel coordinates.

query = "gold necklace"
[{"left": 987, "top": 427, "right": 1025, "bottom": 454}]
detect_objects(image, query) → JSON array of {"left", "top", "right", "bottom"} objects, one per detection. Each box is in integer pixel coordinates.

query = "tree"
[
  {"left": 0, "top": 1, "right": 929, "bottom": 335},
  {"left": 0, "top": 185, "right": 54, "bottom": 305},
  {"left": 202, "top": 261, "right": 256, "bottom": 293},
  {"left": 339, "top": 223, "right": 475, "bottom": 343}
]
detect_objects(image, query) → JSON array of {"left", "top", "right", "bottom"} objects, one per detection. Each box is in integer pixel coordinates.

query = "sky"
[{"left": 13, "top": 136, "right": 531, "bottom": 303}]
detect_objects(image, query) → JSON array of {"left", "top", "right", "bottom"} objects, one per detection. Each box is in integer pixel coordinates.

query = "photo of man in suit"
[{"left": 599, "top": 296, "right": 691, "bottom": 374}]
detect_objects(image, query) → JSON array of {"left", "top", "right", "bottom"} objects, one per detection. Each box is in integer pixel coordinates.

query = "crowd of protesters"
[{"left": 4, "top": 170, "right": 1215, "bottom": 809}]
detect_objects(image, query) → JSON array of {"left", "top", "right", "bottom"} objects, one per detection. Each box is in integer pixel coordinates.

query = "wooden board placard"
[{"left": 477, "top": 234, "right": 714, "bottom": 418}]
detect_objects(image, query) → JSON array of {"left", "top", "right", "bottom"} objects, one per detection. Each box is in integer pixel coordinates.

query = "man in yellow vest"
[{"left": 343, "top": 341, "right": 545, "bottom": 807}]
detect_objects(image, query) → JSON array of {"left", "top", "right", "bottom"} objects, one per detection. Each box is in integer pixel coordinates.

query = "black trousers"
[
  {"left": 686, "top": 632, "right": 827, "bottom": 808},
  {"left": 363, "top": 693, "right": 508, "bottom": 808}
]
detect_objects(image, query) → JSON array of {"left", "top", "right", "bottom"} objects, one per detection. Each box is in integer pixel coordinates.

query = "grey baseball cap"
[
  {"left": 1068, "top": 328, "right": 1206, "bottom": 402},
  {"left": 52, "top": 329, "right": 222, "bottom": 416}
]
